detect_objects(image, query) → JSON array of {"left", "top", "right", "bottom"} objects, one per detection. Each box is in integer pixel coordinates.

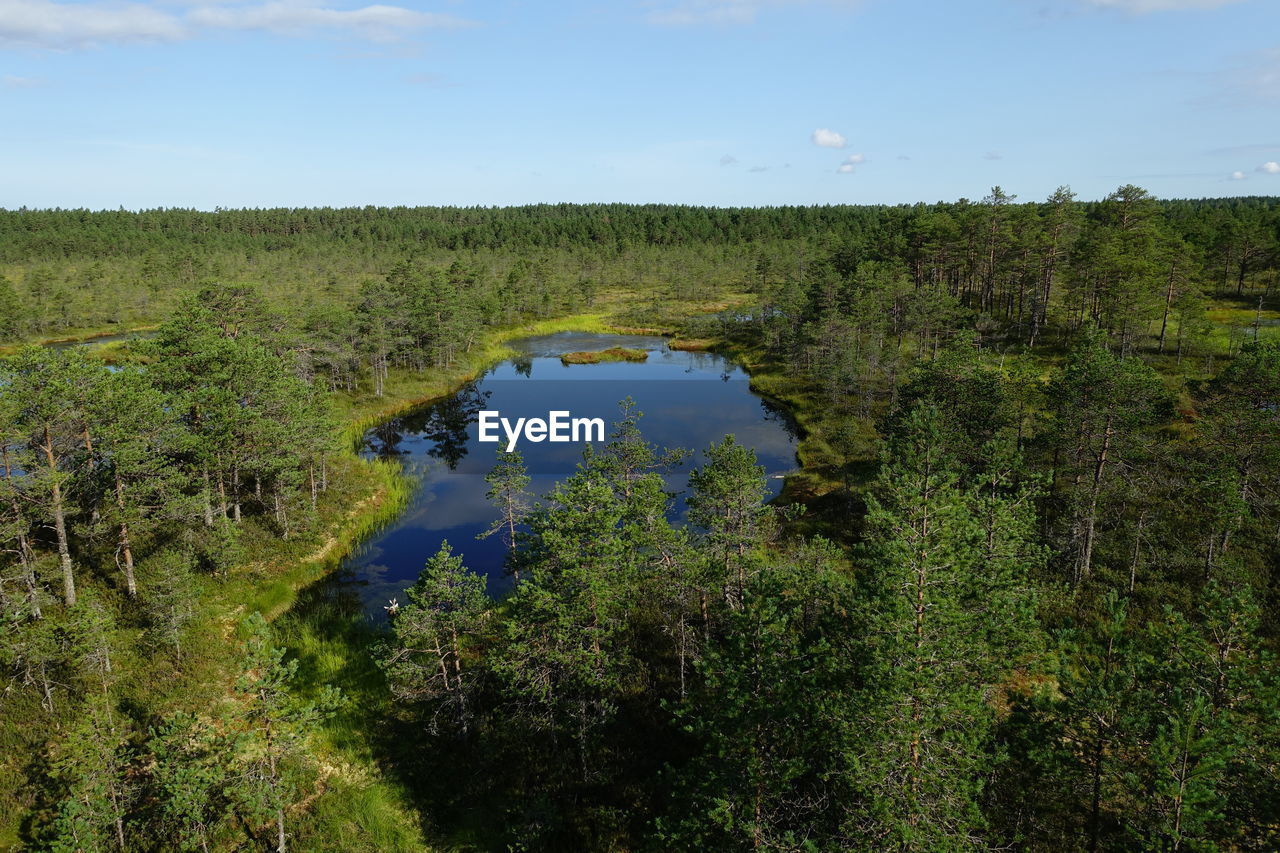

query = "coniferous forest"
[{"left": 2, "top": 192, "right": 1280, "bottom": 851}]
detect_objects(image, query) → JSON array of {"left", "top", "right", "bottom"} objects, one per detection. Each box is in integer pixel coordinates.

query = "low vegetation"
[{"left": 559, "top": 346, "right": 650, "bottom": 364}]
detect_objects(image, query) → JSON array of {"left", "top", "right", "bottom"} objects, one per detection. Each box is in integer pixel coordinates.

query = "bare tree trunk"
[
  {"left": 42, "top": 426, "right": 76, "bottom": 606},
  {"left": 1158, "top": 261, "right": 1177, "bottom": 355},
  {"left": 1077, "top": 414, "right": 1113, "bottom": 585},
  {"left": 115, "top": 474, "right": 137, "bottom": 597},
  {"left": 202, "top": 467, "right": 215, "bottom": 527},
  {"left": 232, "top": 465, "right": 242, "bottom": 523},
  {"left": 3, "top": 447, "right": 42, "bottom": 618}
]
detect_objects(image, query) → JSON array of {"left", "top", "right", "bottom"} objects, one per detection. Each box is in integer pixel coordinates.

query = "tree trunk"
[
  {"left": 232, "top": 465, "right": 242, "bottom": 523},
  {"left": 114, "top": 473, "right": 137, "bottom": 597},
  {"left": 1088, "top": 734, "right": 1106, "bottom": 853},
  {"left": 1158, "top": 261, "right": 1177, "bottom": 355},
  {"left": 202, "top": 467, "right": 215, "bottom": 527},
  {"left": 42, "top": 426, "right": 76, "bottom": 606},
  {"left": 3, "top": 447, "right": 41, "bottom": 618},
  {"left": 1077, "top": 414, "right": 1113, "bottom": 585},
  {"left": 274, "top": 484, "right": 289, "bottom": 540},
  {"left": 264, "top": 722, "right": 287, "bottom": 853},
  {"left": 217, "top": 464, "right": 229, "bottom": 520}
]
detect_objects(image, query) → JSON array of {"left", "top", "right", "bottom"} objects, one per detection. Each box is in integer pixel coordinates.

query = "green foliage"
[
  {"left": 0, "top": 276, "right": 23, "bottom": 341},
  {"left": 659, "top": 539, "right": 852, "bottom": 850},
  {"left": 477, "top": 449, "right": 531, "bottom": 580},
  {"left": 2, "top": 194, "right": 1280, "bottom": 851},
  {"left": 228, "top": 612, "right": 341, "bottom": 851},
  {"left": 379, "top": 541, "right": 487, "bottom": 733},
  {"left": 1045, "top": 329, "right": 1171, "bottom": 587},
  {"left": 842, "top": 404, "right": 1039, "bottom": 850}
]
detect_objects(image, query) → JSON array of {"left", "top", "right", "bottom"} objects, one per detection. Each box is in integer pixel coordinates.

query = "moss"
[
  {"left": 667, "top": 338, "right": 714, "bottom": 352},
  {"left": 559, "top": 346, "right": 649, "bottom": 365}
]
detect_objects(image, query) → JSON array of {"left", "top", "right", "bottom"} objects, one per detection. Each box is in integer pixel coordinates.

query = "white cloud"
[
  {"left": 0, "top": 0, "right": 186, "bottom": 48},
  {"left": 812, "top": 128, "right": 846, "bottom": 148},
  {"left": 834, "top": 153, "right": 864, "bottom": 174},
  {"left": 748, "top": 165, "right": 767, "bottom": 172},
  {"left": 719, "top": 154, "right": 738, "bottom": 166},
  {"left": 1083, "top": 0, "right": 1246, "bottom": 11},
  {"left": 983, "top": 150, "right": 1003, "bottom": 160},
  {"left": 1259, "top": 161, "right": 1280, "bottom": 174},
  {"left": 189, "top": 2, "right": 470, "bottom": 40},
  {"left": 2, "top": 73, "right": 46, "bottom": 87},
  {"left": 1230, "top": 170, "right": 1246, "bottom": 180},
  {"left": 0, "top": 0, "right": 473, "bottom": 49},
  {"left": 647, "top": 0, "right": 863, "bottom": 27}
]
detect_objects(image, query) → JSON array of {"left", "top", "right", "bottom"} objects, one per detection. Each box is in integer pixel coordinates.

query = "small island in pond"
[{"left": 560, "top": 346, "right": 649, "bottom": 365}]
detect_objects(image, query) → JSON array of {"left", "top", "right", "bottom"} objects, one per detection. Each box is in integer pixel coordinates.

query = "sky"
[{"left": 1, "top": 0, "right": 1278, "bottom": 209}]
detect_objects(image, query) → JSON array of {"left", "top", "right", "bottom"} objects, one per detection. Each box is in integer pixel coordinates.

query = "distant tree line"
[{"left": 1, "top": 194, "right": 1276, "bottom": 342}]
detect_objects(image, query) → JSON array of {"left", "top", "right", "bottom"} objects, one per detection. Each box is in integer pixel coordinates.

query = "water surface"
[{"left": 335, "top": 332, "right": 799, "bottom": 614}]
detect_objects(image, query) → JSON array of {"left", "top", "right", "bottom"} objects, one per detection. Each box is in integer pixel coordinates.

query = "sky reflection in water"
[{"left": 334, "top": 333, "right": 799, "bottom": 616}]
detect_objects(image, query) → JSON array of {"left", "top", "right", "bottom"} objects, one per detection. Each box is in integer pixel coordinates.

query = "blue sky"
[{"left": 2, "top": 0, "right": 1278, "bottom": 208}]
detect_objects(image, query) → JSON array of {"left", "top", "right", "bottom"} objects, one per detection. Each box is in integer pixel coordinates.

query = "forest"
[{"left": 1, "top": 188, "right": 1279, "bottom": 851}]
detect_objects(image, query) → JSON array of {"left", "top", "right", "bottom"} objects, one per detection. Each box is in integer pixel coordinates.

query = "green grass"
[
  {"left": 274, "top": 593, "right": 430, "bottom": 851},
  {"left": 560, "top": 346, "right": 649, "bottom": 365},
  {"left": 667, "top": 338, "right": 714, "bottom": 351},
  {"left": 0, "top": 323, "right": 159, "bottom": 355}
]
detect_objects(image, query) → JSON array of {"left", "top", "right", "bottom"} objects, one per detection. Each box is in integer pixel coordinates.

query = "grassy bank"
[
  {"left": 332, "top": 312, "right": 626, "bottom": 444},
  {"left": 0, "top": 324, "right": 159, "bottom": 356}
]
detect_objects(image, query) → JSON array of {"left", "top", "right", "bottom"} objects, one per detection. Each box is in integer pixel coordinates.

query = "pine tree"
[
  {"left": 1194, "top": 340, "right": 1280, "bottom": 581},
  {"left": 0, "top": 275, "right": 23, "bottom": 340},
  {"left": 1032, "top": 591, "right": 1144, "bottom": 853},
  {"left": 1, "top": 346, "right": 106, "bottom": 605},
  {"left": 143, "top": 545, "right": 198, "bottom": 659},
  {"left": 89, "top": 367, "right": 193, "bottom": 597},
  {"left": 149, "top": 711, "right": 235, "bottom": 853},
  {"left": 1126, "top": 582, "right": 1279, "bottom": 851},
  {"left": 44, "top": 695, "right": 135, "bottom": 852},
  {"left": 842, "top": 404, "right": 1037, "bottom": 850},
  {"left": 477, "top": 449, "right": 531, "bottom": 581},
  {"left": 659, "top": 539, "right": 851, "bottom": 850},
  {"left": 228, "top": 612, "right": 340, "bottom": 853},
  {"left": 1046, "top": 330, "right": 1168, "bottom": 586},
  {"left": 687, "top": 435, "right": 777, "bottom": 609},
  {"left": 380, "top": 541, "right": 487, "bottom": 734}
]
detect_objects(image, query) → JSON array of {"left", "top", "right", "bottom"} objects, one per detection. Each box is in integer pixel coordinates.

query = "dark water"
[
  {"left": 47, "top": 330, "right": 156, "bottom": 350},
  {"left": 332, "top": 332, "right": 800, "bottom": 615}
]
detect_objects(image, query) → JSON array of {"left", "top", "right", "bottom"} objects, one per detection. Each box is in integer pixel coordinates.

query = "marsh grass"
[
  {"left": 559, "top": 346, "right": 649, "bottom": 365},
  {"left": 666, "top": 338, "right": 714, "bottom": 351}
]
